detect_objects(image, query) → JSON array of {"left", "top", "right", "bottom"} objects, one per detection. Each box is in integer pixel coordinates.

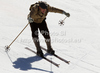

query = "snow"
[{"left": 0, "top": 0, "right": 100, "bottom": 73}]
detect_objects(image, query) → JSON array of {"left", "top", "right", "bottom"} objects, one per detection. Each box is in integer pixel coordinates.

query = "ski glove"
[
  {"left": 63, "top": 11, "right": 70, "bottom": 17},
  {"left": 28, "top": 16, "right": 34, "bottom": 23}
]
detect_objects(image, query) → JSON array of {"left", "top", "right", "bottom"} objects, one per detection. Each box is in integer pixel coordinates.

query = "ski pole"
[
  {"left": 59, "top": 17, "right": 67, "bottom": 26},
  {"left": 63, "top": 16, "right": 67, "bottom": 22},
  {"left": 5, "top": 22, "right": 29, "bottom": 51}
]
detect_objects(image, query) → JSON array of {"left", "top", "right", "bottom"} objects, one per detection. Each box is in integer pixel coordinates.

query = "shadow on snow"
[{"left": 13, "top": 53, "right": 53, "bottom": 73}]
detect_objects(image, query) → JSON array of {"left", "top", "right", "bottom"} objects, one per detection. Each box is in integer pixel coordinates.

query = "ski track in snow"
[{"left": 0, "top": 0, "right": 100, "bottom": 73}]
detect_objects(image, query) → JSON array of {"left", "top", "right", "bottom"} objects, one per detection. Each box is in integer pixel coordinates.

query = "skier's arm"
[
  {"left": 48, "top": 5, "right": 63, "bottom": 14},
  {"left": 29, "top": 5, "right": 37, "bottom": 18},
  {"left": 48, "top": 5, "right": 70, "bottom": 17},
  {"left": 28, "top": 5, "right": 38, "bottom": 23},
  {"left": 27, "top": 9, "right": 34, "bottom": 23}
]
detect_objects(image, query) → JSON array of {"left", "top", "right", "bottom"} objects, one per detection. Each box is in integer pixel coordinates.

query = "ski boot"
[
  {"left": 37, "top": 50, "right": 44, "bottom": 58},
  {"left": 45, "top": 39, "right": 55, "bottom": 55},
  {"left": 47, "top": 48, "right": 55, "bottom": 55}
]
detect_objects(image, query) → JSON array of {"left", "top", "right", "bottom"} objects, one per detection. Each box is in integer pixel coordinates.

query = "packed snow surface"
[{"left": 0, "top": 0, "right": 100, "bottom": 73}]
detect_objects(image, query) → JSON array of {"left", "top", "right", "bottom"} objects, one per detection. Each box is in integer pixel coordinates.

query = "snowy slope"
[{"left": 0, "top": 0, "right": 100, "bottom": 73}]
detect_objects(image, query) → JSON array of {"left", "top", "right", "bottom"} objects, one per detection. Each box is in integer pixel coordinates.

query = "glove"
[
  {"left": 63, "top": 11, "right": 70, "bottom": 17},
  {"left": 28, "top": 16, "right": 34, "bottom": 23}
]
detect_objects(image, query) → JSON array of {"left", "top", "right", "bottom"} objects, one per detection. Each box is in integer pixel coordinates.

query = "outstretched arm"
[{"left": 48, "top": 5, "right": 70, "bottom": 17}]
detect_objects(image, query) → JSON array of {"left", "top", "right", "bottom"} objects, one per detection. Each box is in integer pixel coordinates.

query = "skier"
[{"left": 28, "top": 1, "right": 70, "bottom": 57}]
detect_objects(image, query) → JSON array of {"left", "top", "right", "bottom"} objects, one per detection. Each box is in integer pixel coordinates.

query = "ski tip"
[
  {"left": 57, "top": 64, "right": 60, "bottom": 67},
  {"left": 25, "top": 47, "right": 29, "bottom": 49},
  {"left": 67, "top": 61, "right": 70, "bottom": 64}
]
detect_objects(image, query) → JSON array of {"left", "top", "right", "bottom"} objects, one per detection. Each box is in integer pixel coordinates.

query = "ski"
[
  {"left": 41, "top": 46, "right": 70, "bottom": 64},
  {"left": 25, "top": 47, "right": 59, "bottom": 67}
]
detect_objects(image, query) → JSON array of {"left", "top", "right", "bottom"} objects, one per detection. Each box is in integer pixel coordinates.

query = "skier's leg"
[
  {"left": 30, "top": 22, "right": 44, "bottom": 57},
  {"left": 33, "top": 38, "right": 44, "bottom": 57},
  {"left": 39, "top": 20, "right": 55, "bottom": 54}
]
